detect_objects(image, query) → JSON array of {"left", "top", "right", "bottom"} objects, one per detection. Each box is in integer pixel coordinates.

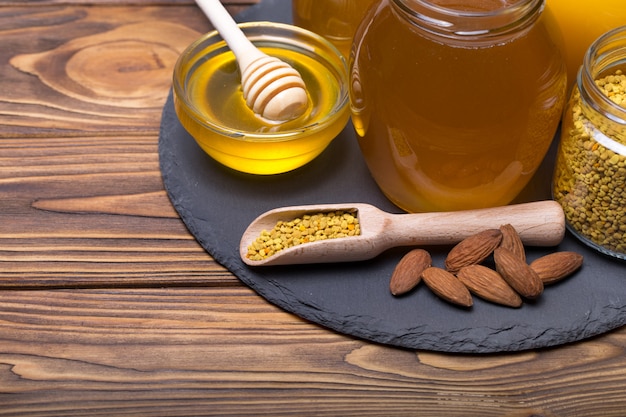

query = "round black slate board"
[{"left": 158, "top": 0, "right": 626, "bottom": 353}]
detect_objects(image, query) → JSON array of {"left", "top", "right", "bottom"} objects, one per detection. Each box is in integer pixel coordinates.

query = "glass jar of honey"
[
  {"left": 292, "top": 0, "right": 376, "bottom": 58},
  {"left": 547, "top": 0, "right": 626, "bottom": 91},
  {"left": 553, "top": 26, "right": 626, "bottom": 259},
  {"left": 351, "top": 0, "right": 567, "bottom": 212}
]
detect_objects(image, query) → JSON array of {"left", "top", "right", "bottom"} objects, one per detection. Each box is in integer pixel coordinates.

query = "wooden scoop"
[
  {"left": 240, "top": 201, "right": 565, "bottom": 266},
  {"left": 195, "top": 0, "right": 309, "bottom": 122}
]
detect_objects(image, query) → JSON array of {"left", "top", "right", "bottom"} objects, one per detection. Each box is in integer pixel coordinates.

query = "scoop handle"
[{"left": 390, "top": 200, "right": 565, "bottom": 247}]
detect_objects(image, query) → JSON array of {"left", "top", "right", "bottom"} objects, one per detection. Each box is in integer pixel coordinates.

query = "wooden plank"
[
  {"left": 0, "top": 4, "right": 250, "bottom": 137},
  {"left": 0, "top": 135, "right": 239, "bottom": 288},
  {"left": 0, "top": 4, "right": 244, "bottom": 288},
  {"left": 1, "top": 286, "right": 626, "bottom": 416}
]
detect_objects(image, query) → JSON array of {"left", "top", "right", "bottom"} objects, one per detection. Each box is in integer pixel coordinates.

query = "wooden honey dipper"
[{"left": 195, "top": 0, "right": 309, "bottom": 122}]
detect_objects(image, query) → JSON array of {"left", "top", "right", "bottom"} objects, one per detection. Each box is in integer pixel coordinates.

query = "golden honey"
[
  {"left": 351, "top": 0, "right": 567, "bottom": 212},
  {"left": 547, "top": 0, "right": 626, "bottom": 90},
  {"left": 173, "top": 23, "right": 350, "bottom": 175},
  {"left": 292, "top": 0, "right": 376, "bottom": 57}
]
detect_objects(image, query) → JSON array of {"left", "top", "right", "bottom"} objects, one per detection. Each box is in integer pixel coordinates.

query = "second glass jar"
[
  {"left": 292, "top": 0, "right": 376, "bottom": 58},
  {"left": 350, "top": 0, "right": 567, "bottom": 212},
  {"left": 547, "top": 0, "right": 626, "bottom": 91}
]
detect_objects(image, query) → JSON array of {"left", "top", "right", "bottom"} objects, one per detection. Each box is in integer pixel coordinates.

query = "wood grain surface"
[
  {"left": 1, "top": 1, "right": 626, "bottom": 416},
  {"left": 4, "top": 286, "right": 626, "bottom": 417},
  {"left": 1, "top": 2, "right": 235, "bottom": 288}
]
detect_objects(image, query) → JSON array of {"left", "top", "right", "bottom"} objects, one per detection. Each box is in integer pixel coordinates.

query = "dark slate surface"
[
  {"left": 158, "top": 0, "right": 626, "bottom": 353},
  {"left": 234, "top": 0, "right": 293, "bottom": 23}
]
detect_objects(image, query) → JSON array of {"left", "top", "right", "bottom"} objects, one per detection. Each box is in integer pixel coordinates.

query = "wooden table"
[{"left": 2, "top": 1, "right": 626, "bottom": 415}]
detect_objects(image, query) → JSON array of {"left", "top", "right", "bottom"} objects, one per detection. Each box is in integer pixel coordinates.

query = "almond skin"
[
  {"left": 530, "top": 251, "right": 584, "bottom": 285},
  {"left": 421, "top": 267, "right": 473, "bottom": 308},
  {"left": 499, "top": 223, "right": 526, "bottom": 262},
  {"left": 390, "top": 249, "right": 431, "bottom": 296},
  {"left": 457, "top": 264, "right": 522, "bottom": 308},
  {"left": 494, "top": 247, "right": 544, "bottom": 299},
  {"left": 445, "top": 229, "right": 503, "bottom": 273}
]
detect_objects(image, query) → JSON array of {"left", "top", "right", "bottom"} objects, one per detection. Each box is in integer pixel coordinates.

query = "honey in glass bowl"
[
  {"left": 173, "top": 23, "right": 350, "bottom": 175},
  {"left": 351, "top": 0, "right": 567, "bottom": 212}
]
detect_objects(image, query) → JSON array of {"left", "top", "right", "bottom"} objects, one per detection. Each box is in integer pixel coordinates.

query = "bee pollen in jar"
[{"left": 553, "top": 68, "right": 626, "bottom": 257}]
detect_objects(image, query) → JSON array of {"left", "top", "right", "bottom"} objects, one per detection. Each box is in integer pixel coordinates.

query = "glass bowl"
[{"left": 173, "top": 22, "right": 350, "bottom": 175}]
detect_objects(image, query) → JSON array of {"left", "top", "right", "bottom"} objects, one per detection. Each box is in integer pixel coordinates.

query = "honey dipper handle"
[
  {"left": 391, "top": 201, "right": 565, "bottom": 247},
  {"left": 195, "top": 0, "right": 266, "bottom": 70}
]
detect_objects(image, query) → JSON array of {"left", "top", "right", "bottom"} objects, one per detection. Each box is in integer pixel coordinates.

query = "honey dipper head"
[{"left": 242, "top": 56, "right": 309, "bottom": 122}]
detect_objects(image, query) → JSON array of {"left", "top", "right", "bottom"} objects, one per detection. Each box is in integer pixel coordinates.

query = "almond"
[
  {"left": 390, "top": 249, "right": 431, "bottom": 296},
  {"left": 457, "top": 264, "right": 522, "bottom": 308},
  {"left": 421, "top": 267, "right": 473, "bottom": 308},
  {"left": 494, "top": 247, "right": 543, "bottom": 299},
  {"left": 445, "top": 229, "right": 503, "bottom": 273},
  {"left": 530, "top": 251, "right": 584, "bottom": 285},
  {"left": 499, "top": 223, "right": 526, "bottom": 262}
]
